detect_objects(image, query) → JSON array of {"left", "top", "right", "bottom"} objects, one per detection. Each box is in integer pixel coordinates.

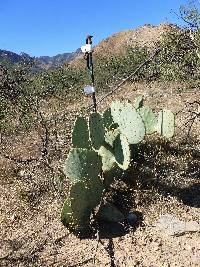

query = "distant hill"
[
  {"left": 70, "top": 23, "right": 179, "bottom": 68},
  {"left": 0, "top": 49, "right": 26, "bottom": 64},
  {"left": 94, "top": 23, "right": 175, "bottom": 54},
  {"left": 0, "top": 48, "right": 81, "bottom": 70},
  {"left": 36, "top": 48, "right": 81, "bottom": 69}
]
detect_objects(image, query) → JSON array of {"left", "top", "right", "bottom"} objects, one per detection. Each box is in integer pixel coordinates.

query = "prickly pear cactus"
[
  {"left": 63, "top": 148, "right": 102, "bottom": 183},
  {"left": 111, "top": 101, "right": 145, "bottom": 144},
  {"left": 61, "top": 177, "right": 104, "bottom": 236},
  {"left": 72, "top": 117, "right": 91, "bottom": 148},
  {"left": 138, "top": 106, "right": 157, "bottom": 134},
  {"left": 157, "top": 109, "right": 175, "bottom": 138},
  {"left": 89, "top": 112, "right": 105, "bottom": 150},
  {"left": 113, "top": 133, "right": 130, "bottom": 170},
  {"left": 61, "top": 96, "right": 175, "bottom": 237}
]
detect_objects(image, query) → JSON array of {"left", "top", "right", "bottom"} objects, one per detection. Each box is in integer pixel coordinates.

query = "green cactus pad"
[
  {"left": 89, "top": 113, "right": 105, "bottom": 150},
  {"left": 87, "top": 176, "right": 104, "bottom": 207},
  {"left": 69, "top": 182, "right": 93, "bottom": 235},
  {"left": 61, "top": 177, "right": 104, "bottom": 236},
  {"left": 103, "top": 107, "right": 114, "bottom": 129},
  {"left": 105, "top": 128, "right": 120, "bottom": 147},
  {"left": 63, "top": 148, "right": 102, "bottom": 183},
  {"left": 98, "top": 145, "right": 116, "bottom": 172},
  {"left": 134, "top": 95, "right": 144, "bottom": 109},
  {"left": 113, "top": 134, "right": 130, "bottom": 170},
  {"left": 138, "top": 106, "right": 157, "bottom": 134},
  {"left": 72, "top": 117, "right": 90, "bottom": 149},
  {"left": 157, "top": 109, "right": 175, "bottom": 138},
  {"left": 70, "top": 182, "right": 92, "bottom": 224},
  {"left": 61, "top": 199, "right": 73, "bottom": 228},
  {"left": 111, "top": 101, "right": 145, "bottom": 144}
]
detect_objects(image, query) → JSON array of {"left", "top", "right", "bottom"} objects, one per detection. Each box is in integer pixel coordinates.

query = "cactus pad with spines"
[
  {"left": 68, "top": 182, "right": 92, "bottom": 234},
  {"left": 113, "top": 133, "right": 131, "bottom": 170},
  {"left": 111, "top": 101, "right": 145, "bottom": 144},
  {"left": 72, "top": 116, "right": 90, "bottom": 148},
  {"left": 98, "top": 145, "right": 116, "bottom": 172},
  {"left": 103, "top": 107, "right": 114, "bottom": 129},
  {"left": 89, "top": 112, "right": 105, "bottom": 150},
  {"left": 139, "top": 106, "right": 157, "bottom": 134},
  {"left": 86, "top": 176, "right": 104, "bottom": 207},
  {"left": 61, "top": 177, "right": 104, "bottom": 236},
  {"left": 63, "top": 148, "right": 102, "bottom": 183},
  {"left": 157, "top": 109, "right": 175, "bottom": 138}
]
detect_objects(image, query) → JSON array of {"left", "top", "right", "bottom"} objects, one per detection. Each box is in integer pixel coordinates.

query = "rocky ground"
[{"left": 0, "top": 82, "right": 200, "bottom": 267}]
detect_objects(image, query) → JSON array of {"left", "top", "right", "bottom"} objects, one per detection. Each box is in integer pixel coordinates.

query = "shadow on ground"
[{"left": 128, "top": 137, "right": 200, "bottom": 208}]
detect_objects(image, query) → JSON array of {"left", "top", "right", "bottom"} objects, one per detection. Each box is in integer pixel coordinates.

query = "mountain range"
[{"left": 0, "top": 48, "right": 81, "bottom": 70}]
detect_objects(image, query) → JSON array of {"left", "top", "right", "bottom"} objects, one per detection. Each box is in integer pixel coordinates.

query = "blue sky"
[{"left": 0, "top": 0, "right": 189, "bottom": 56}]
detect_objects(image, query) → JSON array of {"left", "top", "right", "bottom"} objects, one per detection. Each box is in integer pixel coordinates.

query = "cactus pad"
[
  {"left": 98, "top": 145, "right": 116, "bottom": 172},
  {"left": 113, "top": 133, "right": 130, "bottom": 170},
  {"left": 61, "top": 177, "right": 104, "bottom": 236},
  {"left": 72, "top": 116, "right": 90, "bottom": 149},
  {"left": 139, "top": 106, "right": 157, "bottom": 134},
  {"left": 63, "top": 148, "right": 102, "bottom": 183},
  {"left": 103, "top": 107, "right": 114, "bottom": 129},
  {"left": 111, "top": 101, "right": 145, "bottom": 144},
  {"left": 87, "top": 176, "right": 104, "bottom": 207},
  {"left": 157, "top": 109, "right": 175, "bottom": 138},
  {"left": 89, "top": 112, "right": 105, "bottom": 150}
]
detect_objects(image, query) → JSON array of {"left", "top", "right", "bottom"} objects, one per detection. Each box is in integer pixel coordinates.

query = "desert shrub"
[
  {"left": 94, "top": 46, "right": 148, "bottom": 90},
  {"left": 0, "top": 62, "right": 34, "bottom": 133},
  {"left": 152, "top": 27, "right": 199, "bottom": 81}
]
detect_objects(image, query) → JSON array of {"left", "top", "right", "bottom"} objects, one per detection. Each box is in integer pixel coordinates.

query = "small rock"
[
  {"left": 11, "top": 214, "right": 18, "bottom": 222},
  {"left": 155, "top": 214, "right": 200, "bottom": 236},
  {"left": 186, "top": 245, "right": 192, "bottom": 251},
  {"left": 18, "top": 169, "right": 31, "bottom": 179}
]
